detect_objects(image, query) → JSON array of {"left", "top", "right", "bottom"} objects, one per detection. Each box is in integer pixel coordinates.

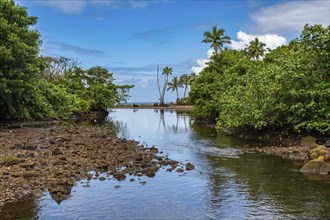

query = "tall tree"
[
  {"left": 167, "top": 76, "right": 181, "bottom": 102},
  {"left": 246, "top": 38, "right": 266, "bottom": 60},
  {"left": 179, "top": 74, "right": 190, "bottom": 99},
  {"left": 202, "top": 26, "right": 231, "bottom": 55},
  {"left": 0, "top": 0, "right": 43, "bottom": 120},
  {"left": 157, "top": 66, "right": 173, "bottom": 106}
]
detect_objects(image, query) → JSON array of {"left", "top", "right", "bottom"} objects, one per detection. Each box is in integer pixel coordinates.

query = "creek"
[{"left": 1, "top": 109, "right": 329, "bottom": 219}]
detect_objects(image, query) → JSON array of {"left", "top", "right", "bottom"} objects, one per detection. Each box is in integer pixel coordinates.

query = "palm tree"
[
  {"left": 167, "top": 76, "right": 181, "bottom": 102},
  {"left": 157, "top": 66, "right": 173, "bottom": 106},
  {"left": 202, "top": 26, "right": 231, "bottom": 55},
  {"left": 188, "top": 72, "right": 197, "bottom": 86},
  {"left": 246, "top": 37, "right": 266, "bottom": 60},
  {"left": 179, "top": 74, "right": 190, "bottom": 99}
]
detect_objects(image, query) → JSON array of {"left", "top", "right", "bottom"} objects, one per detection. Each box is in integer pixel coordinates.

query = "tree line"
[
  {"left": 189, "top": 24, "right": 330, "bottom": 134},
  {"left": 0, "top": 0, "right": 132, "bottom": 121}
]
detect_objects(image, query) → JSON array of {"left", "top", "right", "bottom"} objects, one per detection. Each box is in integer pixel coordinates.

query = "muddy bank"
[{"left": 0, "top": 124, "right": 193, "bottom": 211}]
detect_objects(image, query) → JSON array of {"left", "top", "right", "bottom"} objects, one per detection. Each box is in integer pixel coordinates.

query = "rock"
[
  {"left": 2, "top": 171, "right": 10, "bottom": 175},
  {"left": 53, "top": 159, "right": 67, "bottom": 166},
  {"left": 150, "top": 146, "right": 159, "bottom": 153},
  {"left": 19, "top": 162, "right": 35, "bottom": 169},
  {"left": 32, "top": 189, "right": 43, "bottom": 198},
  {"left": 99, "top": 176, "right": 106, "bottom": 181},
  {"left": 3, "top": 156, "right": 20, "bottom": 166},
  {"left": 13, "top": 143, "right": 24, "bottom": 149},
  {"left": 146, "top": 171, "right": 155, "bottom": 177},
  {"left": 49, "top": 139, "right": 56, "bottom": 144},
  {"left": 52, "top": 148, "right": 62, "bottom": 156},
  {"left": 301, "top": 136, "right": 317, "bottom": 146},
  {"left": 176, "top": 168, "right": 184, "bottom": 173},
  {"left": 185, "top": 162, "right": 195, "bottom": 170},
  {"left": 98, "top": 163, "right": 109, "bottom": 170},
  {"left": 308, "top": 145, "right": 329, "bottom": 161},
  {"left": 25, "top": 145, "right": 37, "bottom": 151},
  {"left": 22, "top": 171, "right": 39, "bottom": 178},
  {"left": 113, "top": 172, "right": 126, "bottom": 181},
  {"left": 325, "top": 140, "right": 330, "bottom": 148},
  {"left": 48, "top": 183, "right": 72, "bottom": 204},
  {"left": 300, "top": 156, "right": 330, "bottom": 175}
]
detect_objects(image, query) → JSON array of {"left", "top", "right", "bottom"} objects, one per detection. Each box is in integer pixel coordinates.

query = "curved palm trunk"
[
  {"left": 183, "top": 85, "right": 187, "bottom": 98},
  {"left": 156, "top": 65, "right": 164, "bottom": 105},
  {"left": 175, "top": 87, "right": 179, "bottom": 103}
]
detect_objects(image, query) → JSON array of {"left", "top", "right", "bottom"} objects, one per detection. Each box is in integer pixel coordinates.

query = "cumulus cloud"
[
  {"left": 250, "top": 0, "right": 330, "bottom": 34},
  {"left": 231, "top": 31, "right": 287, "bottom": 50},
  {"left": 192, "top": 30, "right": 287, "bottom": 74},
  {"left": 191, "top": 49, "right": 214, "bottom": 74}
]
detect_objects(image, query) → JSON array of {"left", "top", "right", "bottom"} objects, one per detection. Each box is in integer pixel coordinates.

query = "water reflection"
[{"left": 1, "top": 109, "right": 329, "bottom": 219}]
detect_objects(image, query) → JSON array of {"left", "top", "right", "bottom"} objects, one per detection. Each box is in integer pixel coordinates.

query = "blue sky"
[{"left": 17, "top": 0, "right": 329, "bottom": 102}]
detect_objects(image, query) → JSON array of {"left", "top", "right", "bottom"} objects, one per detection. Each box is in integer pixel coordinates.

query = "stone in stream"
[
  {"left": 300, "top": 156, "right": 330, "bottom": 175},
  {"left": 185, "top": 162, "right": 195, "bottom": 170},
  {"left": 113, "top": 172, "right": 126, "bottom": 181},
  {"left": 99, "top": 176, "right": 106, "bottom": 181}
]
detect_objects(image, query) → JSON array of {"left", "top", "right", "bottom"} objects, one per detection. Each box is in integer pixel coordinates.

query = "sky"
[{"left": 17, "top": 0, "right": 330, "bottom": 102}]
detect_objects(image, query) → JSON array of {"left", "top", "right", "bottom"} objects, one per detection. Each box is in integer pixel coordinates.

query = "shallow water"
[{"left": 1, "top": 109, "right": 330, "bottom": 219}]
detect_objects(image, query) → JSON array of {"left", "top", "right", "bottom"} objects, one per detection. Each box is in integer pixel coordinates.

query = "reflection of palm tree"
[
  {"left": 158, "top": 109, "right": 166, "bottom": 130},
  {"left": 202, "top": 26, "right": 231, "bottom": 55}
]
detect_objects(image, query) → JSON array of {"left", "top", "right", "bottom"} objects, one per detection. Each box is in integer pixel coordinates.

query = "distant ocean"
[{"left": 125, "top": 102, "right": 173, "bottom": 105}]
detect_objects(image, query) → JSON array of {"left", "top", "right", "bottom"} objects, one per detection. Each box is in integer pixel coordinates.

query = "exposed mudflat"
[{"left": 0, "top": 124, "right": 192, "bottom": 210}]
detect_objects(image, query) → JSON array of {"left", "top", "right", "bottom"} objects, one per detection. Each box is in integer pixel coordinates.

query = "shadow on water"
[{"left": 1, "top": 109, "right": 329, "bottom": 219}]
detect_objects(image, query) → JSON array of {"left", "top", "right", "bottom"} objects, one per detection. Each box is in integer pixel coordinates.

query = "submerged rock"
[{"left": 300, "top": 156, "right": 330, "bottom": 175}]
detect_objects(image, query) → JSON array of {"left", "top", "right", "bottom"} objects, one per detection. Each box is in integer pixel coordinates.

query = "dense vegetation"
[
  {"left": 189, "top": 24, "right": 330, "bottom": 134},
  {"left": 0, "top": 0, "right": 132, "bottom": 121}
]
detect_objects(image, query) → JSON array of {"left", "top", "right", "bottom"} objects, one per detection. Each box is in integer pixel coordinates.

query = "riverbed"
[{"left": 1, "top": 109, "right": 330, "bottom": 219}]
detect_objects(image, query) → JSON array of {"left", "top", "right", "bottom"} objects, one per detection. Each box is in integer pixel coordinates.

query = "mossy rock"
[
  {"left": 3, "top": 156, "right": 20, "bottom": 166},
  {"left": 309, "top": 145, "right": 330, "bottom": 161},
  {"left": 301, "top": 156, "right": 330, "bottom": 175},
  {"left": 22, "top": 171, "right": 39, "bottom": 178}
]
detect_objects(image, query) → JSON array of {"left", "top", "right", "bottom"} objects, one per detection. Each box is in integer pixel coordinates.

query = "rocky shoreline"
[
  {"left": 0, "top": 124, "right": 194, "bottom": 211},
  {"left": 255, "top": 136, "right": 330, "bottom": 175}
]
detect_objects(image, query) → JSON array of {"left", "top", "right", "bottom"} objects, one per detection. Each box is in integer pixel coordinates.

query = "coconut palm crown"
[{"left": 202, "top": 26, "right": 231, "bottom": 55}]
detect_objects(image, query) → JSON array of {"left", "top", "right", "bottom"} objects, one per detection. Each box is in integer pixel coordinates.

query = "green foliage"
[
  {"left": 0, "top": 0, "right": 44, "bottom": 121},
  {"left": 190, "top": 24, "right": 330, "bottom": 134},
  {"left": 0, "top": 1, "right": 133, "bottom": 121}
]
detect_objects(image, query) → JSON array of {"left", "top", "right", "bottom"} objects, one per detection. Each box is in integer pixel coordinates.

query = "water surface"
[{"left": 1, "top": 109, "right": 329, "bottom": 219}]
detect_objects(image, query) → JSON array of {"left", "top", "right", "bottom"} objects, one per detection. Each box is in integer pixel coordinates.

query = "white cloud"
[
  {"left": 191, "top": 49, "right": 214, "bottom": 74},
  {"left": 231, "top": 31, "right": 287, "bottom": 50},
  {"left": 250, "top": 0, "right": 330, "bottom": 34},
  {"left": 35, "top": 0, "right": 149, "bottom": 14},
  {"left": 36, "top": 0, "right": 87, "bottom": 14},
  {"left": 130, "top": 1, "right": 147, "bottom": 9},
  {"left": 192, "top": 31, "right": 287, "bottom": 74}
]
